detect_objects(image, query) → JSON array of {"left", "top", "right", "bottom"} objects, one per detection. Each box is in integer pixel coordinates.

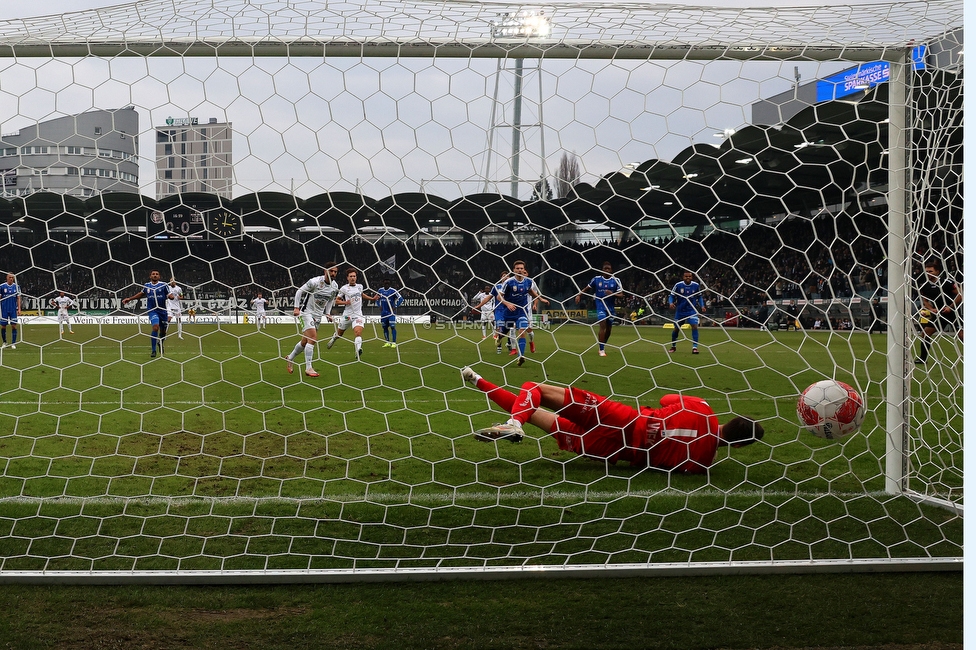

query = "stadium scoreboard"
[{"left": 148, "top": 207, "right": 243, "bottom": 240}]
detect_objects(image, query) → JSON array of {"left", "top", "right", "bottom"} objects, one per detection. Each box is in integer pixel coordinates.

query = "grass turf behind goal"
[{"left": 0, "top": 323, "right": 961, "bottom": 572}]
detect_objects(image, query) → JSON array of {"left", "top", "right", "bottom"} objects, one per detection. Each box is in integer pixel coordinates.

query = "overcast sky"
[{"left": 1, "top": 1, "right": 861, "bottom": 199}]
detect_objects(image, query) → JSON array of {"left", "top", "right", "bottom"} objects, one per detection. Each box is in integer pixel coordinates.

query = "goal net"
[{"left": 0, "top": 0, "right": 962, "bottom": 580}]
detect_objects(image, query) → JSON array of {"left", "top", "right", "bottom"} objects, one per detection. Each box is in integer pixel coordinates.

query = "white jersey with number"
[
  {"left": 166, "top": 285, "right": 184, "bottom": 315},
  {"left": 295, "top": 275, "right": 338, "bottom": 319},
  {"left": 251, "top": 297, "right": 267, "bottom": 314},
  {"left": 53, "top": 295, "right": 76, "bottom": 320}
]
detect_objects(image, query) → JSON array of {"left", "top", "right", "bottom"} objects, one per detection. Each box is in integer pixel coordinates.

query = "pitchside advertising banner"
[{"left": 815, "top": 46, "right": 927, "bottom": 102}]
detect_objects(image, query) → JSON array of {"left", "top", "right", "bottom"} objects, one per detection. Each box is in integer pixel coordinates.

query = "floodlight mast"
[{"left": 484, "top": 11, "right": 551, "bottom": 199}]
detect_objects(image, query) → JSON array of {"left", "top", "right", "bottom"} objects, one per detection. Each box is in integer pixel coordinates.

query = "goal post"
[{"left": 0, "top": 0, "right": 963, "bottom": 582}]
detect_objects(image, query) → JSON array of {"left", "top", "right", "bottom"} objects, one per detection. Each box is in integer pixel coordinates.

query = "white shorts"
[
  {"left": 57, "top": 312, "right": 71, "bottom": 322},
  {"left": 336, "top": 315, "right": 366, "bottom": 331},
  {"left": 168, "top": 309, "right": 182, "bottom": 320},
  {"left": 299, "top": 313, "right": 322, "bottom": 332},
  {"left": 255, "top": 311, "right": 266, "bottom": 320}
]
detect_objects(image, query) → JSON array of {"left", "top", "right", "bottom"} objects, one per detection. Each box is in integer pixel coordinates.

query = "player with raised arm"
[
  {"left": 0, "top": 273, "right": 22, "bottom": 349},
  {"left": 121, "top": 269, "right": 169, "bottom": 358},
  {"left": 916, "top": 258, "right": 963, "bottom": 363},
  {"left": 326, "top": 268, "right": 380, "bottom": 359},
  {"left": 576, "top": 261, "right": 623, "bottom": 357},
  {"left": 497, "top": 260, "right": 539, "bottom": 367},
  {"left": 376, "top": 277, "right": 404, "bottom": 348},
  {"left": 460, "top": 366, "right": 763, "bottom": 473},
  {"left": 286, "top": 263, "right": 339, "bottom": 377},
  {"left": 166, "top": 278, "right": 184, "bottom": 340},
  {"left": 669, "top": 270, "right": 705, "bottom": 354},
  {"left": 251, "top": 292, "right": 268, "bottom": 330},
  {"left": 51, "top": 291, "right": 78, "bottom": 336},
  {"left": 471, "top": 284, "right": 494, "bottom": 340}
]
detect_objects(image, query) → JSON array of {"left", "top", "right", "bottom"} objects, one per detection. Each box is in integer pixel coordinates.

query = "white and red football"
[{"left": 797, "top": 379, "right": 865, "bottom": 440}]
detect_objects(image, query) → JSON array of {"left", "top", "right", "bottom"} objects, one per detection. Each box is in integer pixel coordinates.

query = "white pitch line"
[{"left": 0, "top": 489, "right": 900, "bottom": 507}]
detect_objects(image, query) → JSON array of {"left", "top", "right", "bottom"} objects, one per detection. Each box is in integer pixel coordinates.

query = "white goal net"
[{"left": 0, "top": 0, "right": 962, "bottom": 581}]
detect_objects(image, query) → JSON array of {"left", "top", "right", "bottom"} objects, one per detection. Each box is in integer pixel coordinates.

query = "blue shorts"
[
  {"left": 381, "top": 315, "right": 396, "bottom": 327},
  {"left": 596, "top": 308, "right": 616, "bottom": 324},
  {"left": 675, "top": 313, "right": 700, "bottom": 327},
  {"left": 148, "top": 309, "right": 167, "bottom": 326},
  {"left": 0, "top": 309, "right": 17, "bottom": 326}
]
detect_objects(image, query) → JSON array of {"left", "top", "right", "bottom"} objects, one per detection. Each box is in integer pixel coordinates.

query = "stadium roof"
[{"left": 1, "top": 66, "right": 962, "bottom": 241}]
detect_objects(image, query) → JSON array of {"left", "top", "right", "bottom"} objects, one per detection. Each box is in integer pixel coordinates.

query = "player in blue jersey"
[
  {"left": 473, "top": 270, "right": 514, "bottom": 355},
  {"left": 669, "top": 270, "right": 704, "bottom": 354},
  {"left": 497, "top": 260, "right": 539, "bottom": 367},
  {"left": 122, "top": 269, "right": 170, "bottom": 358},
  {"left": 576, "top": 261, "right": 623, "bottom": 357},
  {"left": 376, "top": 277, "right": 404, "bottom": 348},
  {"left": 0, "top": 273, "right": 22, "bottom": 349}
]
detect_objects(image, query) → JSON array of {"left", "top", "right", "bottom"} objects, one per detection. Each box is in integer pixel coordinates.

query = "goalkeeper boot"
[{"left": 474, "top": 419, "right": 524, "bottom": 443}]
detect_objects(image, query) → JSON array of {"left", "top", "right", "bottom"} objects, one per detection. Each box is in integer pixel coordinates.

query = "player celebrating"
[
  {"left": 471, "top": 284, "right": 494, "bottom": 340},
  {"left": 166, "top": 278, "right": 185, "bottom": 340},
  {"left": 376, "top": 277, "right": 404, "bottom": 348},
  {"left": 460, "top": 366, "right": 763, "bottom": 473},
  {"left": 916, "top": 258, "right": 963, "bottom": 364},
  {"left": 669, "top": 270, "right": 704, "bottom": 354},
  {"left": 251, "top": 292, "right": 268, "bottom": 330},
  {"left": 286, "top": 263, "right": 339, "bottom": 377},
  {"left": 122, "top": 269, "right": 170, "bottom": 358},
  {"left": 0, "top": 273, "right": 21, "bottom": 349},
  {"left": 576, "top": 261, "right": 623, "bottom": 357},
  {"left": 326, "top": 268, "right": 380, "bottom": 359},
  {"left": 51, "top": 291, "right": 78, "bottom": 336}
]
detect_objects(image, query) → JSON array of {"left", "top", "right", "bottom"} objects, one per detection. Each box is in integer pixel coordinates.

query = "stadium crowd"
[{"left": 4, "top": 208, "right": 954, "bottom": 331}]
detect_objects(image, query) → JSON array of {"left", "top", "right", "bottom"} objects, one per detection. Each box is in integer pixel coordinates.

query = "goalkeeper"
[{"left": 461, "top": 366, "right": 762, "bottom": 474}]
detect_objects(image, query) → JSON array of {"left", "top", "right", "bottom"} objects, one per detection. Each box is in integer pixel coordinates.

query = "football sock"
[
  {"left": 304, "top": 343, "right": 314, "bottom": 367},
  {"left": 382, "top": 325, "right": 390, "bottom": 341},
  {"left": 390, "top": 326, "right": 397, "bottom": 343},
  {"left": 150, "top": 330, "right": 158, "bottom": 353},
  {"left": 11, "top": 328, "right": 16, "bottom": 344},
  {"left": 354, "top": 336, "right": 363, "bottom": 355},
  {"left": 518, "top": 338, "right": 526, "bottom": 356},
  {"left": 692, "top": 329, "right": 699, "bottom": 344},
  {"left": 1, "top": 328, "right": 6, "bottom": 343},
  {"left": 475, "top": 377, "right": 517, "bottom": 412},
  {"left": 289, "top": 342, "right": 303, "bottom": 359},
  {"left": 512, "top": 382, "right": 541, "bottom": 425}
]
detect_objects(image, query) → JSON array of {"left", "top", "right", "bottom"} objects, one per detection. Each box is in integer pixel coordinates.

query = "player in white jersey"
[
  {"left": 51, "top": 291, "right": 78, "bottom": 336},
  {"left": 250, "top": 292, "right": 268, "bottom": 330},
  {"left": 471, "top": 284, "right": 494, "bottom": 340},
  {"left": 286, "top": 263, "right": 339, "bottom": 377},
  {"left": 166, "top": 279, "right": 185, "bottom": 339},
  {"left": 325, "top": 268, "right": 380, "bottom": 359}
]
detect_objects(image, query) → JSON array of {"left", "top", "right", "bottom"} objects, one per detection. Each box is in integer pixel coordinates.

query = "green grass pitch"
[{"left": 0, "top": 321, "right": 962, "bottom": 571}]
